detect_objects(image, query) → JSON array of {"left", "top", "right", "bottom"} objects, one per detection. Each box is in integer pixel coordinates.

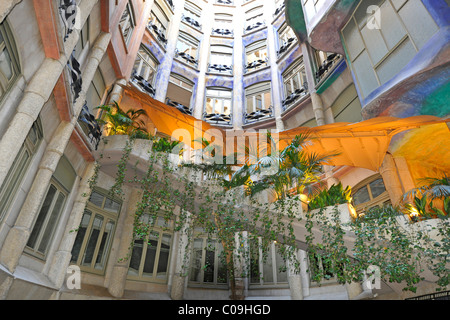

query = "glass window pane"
[
  {"left": 156, "top": 234, "right": 172, "bottom": 279},
  {"left": 262, "top": 246, "right": 274, "bottom": 283},
  {"left": 398, "top": 0, "right": 438, "bottom": 50},
  {"left": 27, "top": 185, "right": 57, "bottom": 249},
  {"left": 128, "top": 240, "right": 143, "bottom": 276},
  {"left": 369, "top": 178, "right": 386, "bottom": 199},
  {"left": 190, "top": 239, "right": 204, "bottom": 282},
  {"left": 71, "top": 210, "right": 92, "bottom": 263},
  {"left": 263, "top": 91, "right": 272, "bottom": 109},
  {"left": 38, "top": 192, "right": 66, "bottom": 254},
  {"left": 95, "top": 220, "right": 115, "bottom": 270},
  {"left": 361, "top": 25, "right": 388, "bottom": 65},
  {"left": 143, "top": 232, "right": 159, "bottom": 277},
  {"left": 353, "top": 186, "right": 371, "bottom": 205},
  {"left": 204, "top": 240, "right": 216, "bottom": 283},
  {"left": 89, "top": 191, "right": 104, "bottom": 208},
  {"left": 104, "top": 198, "right": 120, "bottom": 213},
  {"left": 379, "top": 0, "right": 406, "bottom": 50},
  {"left": 342, "top": 20, "right": 364, "bottom": 61},
  {"left": 376, "top": 38, "right": 416, "bottom": 85},
  {"left": 0, "top": 47, "right": 13, "bottom": 80},
  {"left": 352, "top": 50, "right": 379, "bottom": 98},
  {"left": 82, "top": 215, "right": 104, "bottom": 266}
]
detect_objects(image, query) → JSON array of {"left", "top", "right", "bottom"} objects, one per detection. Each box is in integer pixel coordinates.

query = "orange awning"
[{"left": 120, "top": 84, "right": 450, "bottom": 172}]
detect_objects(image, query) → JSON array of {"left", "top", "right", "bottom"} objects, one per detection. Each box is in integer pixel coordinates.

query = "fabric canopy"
[{"left": 121, "top": 84, "right": 449, "bottom": 172}]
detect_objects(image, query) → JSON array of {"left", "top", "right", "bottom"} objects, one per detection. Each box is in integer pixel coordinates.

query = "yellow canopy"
[{"left": 121, "top": 84, "right": 450, "bottom": 172}]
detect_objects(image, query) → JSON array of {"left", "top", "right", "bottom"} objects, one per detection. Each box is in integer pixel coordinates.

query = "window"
[
  {"left": 183, "top": 1, "right": 202, "bottom": 29},
  {"left": 330, "top": 84, "right": 362, "bottom": 123},
  {"left": 0, "top": 119, "right": 43, "bottom": 222},
  {"left": 244, "top": 5, "right": 265, "bottom": 33},
  {"left": 283, "top": 60, "right": 307, "bottom": 99},
  {"left": 127, "top": 214, "right": 173, "bottom": 282},
  {"left": 212, "top": 13, "right": 234, "bottom": 36},
  {"left": 85, "top": 68, "right": 106, "bottom": 115},
  {"left": 245, "top": 82, "right": 272, "bottom": 114},
  {"left": 166, "top": 73, "right": 194, "bottom": 112},
  {"left": 189, "top": 236, "right": 228, "bottom": 286},
  {"left": 209, "top": 45, "right": 233, "bottom": 74},
  {"left": 149, "top": 2, "right": 169, "bottom": 37},
  {"left": 73, "top": 17, "right": 90, "bottom": 62},
  {"left": 308, "top": 251, "right": 337, "bottom": 285},
  {"left": 250, "top": 239, "right": 288, "bottom": 286},
  {"left": 0, "top": 20, "right": 20, "bottom": 102},
  {"left": 341, "top": 0, "right": 438, "bottom": 99},
  {"left": 302, "top": 0, "right": 327, "bottom": 22},
  {"left": 176, "top": 32, "right": 200, "bottom": 67},
  {"left": 119, "top": 2, "right": 136, "bottom": 47},
  {"left": 26, "top": 156, "right": 77, "bottom": 260},
  {"left": 148, "top": 2, "right": 170, "bottom": 46},
  {"left": 278, "top": 24, "right": 296, "bottom": 49},
  {"left": 205, "top": 88, "right": 232, "bottom": 116},
  {"left": 245, "top": 40, "right": 268, "bottom": 73},
  {"left": 352, "top": 175, "right": 390, "bottom": 214},
  {"left": 71, "top": 189, "right": 121, "bottom": 274},
  {"left": 132, "top": 46, "right": 159, "bottom": 94}
]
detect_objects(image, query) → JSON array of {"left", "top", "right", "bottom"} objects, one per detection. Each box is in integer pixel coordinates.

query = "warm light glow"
[
  {"left": 300, "top": 194, "right": 309, "bottom": 204},
  {"left": 348, "top": 203, "right": 358, "bottom": 219},
  {"left": 409, "top": 207, "right": 419, "bottom": 217}
]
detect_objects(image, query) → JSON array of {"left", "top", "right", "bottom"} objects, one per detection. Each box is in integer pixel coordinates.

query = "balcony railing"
[
  {"left": 244, "top": 20, "right": 266, "bottom": 34},
  {"left": 208, "top": 63, "right": 233, "bottom": 75},
  {"left": 175, "top": 49, "right": 199, "bottom": 68},
  {"left": 131, "top": 72, "right": 156, "bottom": 97},
  {"left": 274, "top": 3, "right": 286, "bottom": 17},
  {"left": 215, "top": 0, "right": 234, "bottom": 5},
  {"left": 67, "top": 51, "right": 82, "bottom": 103},
  {"left": 204, "top": 112, "right": 232, "bottom": 125},
  {"left": 147, "top": 21, "right": 168, "bottom": 48},
  {"left": 211, "top": 28, "right": 234, "bottom": 37},
  {"left": 166, "top": 98, "right": 193, "bottom": 116},
  {"left": 277, "top": 37, "right": 296, "bottom": 57},
  {"left": 164, "top": 0, "right": 174, "bottom": 11},
  {"left": 244, "top": 57, "right": 269, "bottom": 74},
  {"left": 243, "top": 107, "right": 273, "bottom": 124},
  {"left": 78, "top": 101, "right": 102, "bottom": 150},
  {"left": 315, "top": 53, "right": 343, "bottom": 83},
  {"left": 181, "top": 14, "right": 202, "bottom": 30},
  {"left": 282, "top": 84, "right": 308, "bottom": 111},
  {"left": 59, "top": 0, "right": 77, "bottom": 42}
]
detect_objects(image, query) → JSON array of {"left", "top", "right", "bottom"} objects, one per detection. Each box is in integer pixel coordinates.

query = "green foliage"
[
  {"left": 152, "top": 137, "right": 182, "bottom": 154},
  {"left": 96, "top": 101, "right": 149, "bottom": 137},
  {"left": 307, "top": 183, "right": 352, "bottom": 211}
]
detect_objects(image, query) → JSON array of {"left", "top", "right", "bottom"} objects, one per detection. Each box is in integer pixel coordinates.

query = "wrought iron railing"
[
  {"left": 244, "top": 57, "right": 269, "bottom": 74},
  {"left": 166, "top": 98, "right": 193, "bottom": 116},
  {"left": 277, "top": 37, "right": 296, "bottom": 57},
  {"left": 131, "top": 72, "right": 156, "bottom": 97},
  {"left": 204, "top": 112, "right": 232, "bottom": 125},
  {"left": 147, "top": 21, "right": 168, "bottom": 48},
  {"left": 78, "top": 101, "right": 102, "bottom": 150},
  {"left": 216, "top": 0, "right": 233, "bottom": 5},
  {"left": 181, "top": 14, "right": 202, "bottom": 30},
  {"left": 208, "top": 63, "right": 233, "bottom": 75},
  {"left": 243, "top": 107, "right": 273, "bottom": 124},
  {"left": 244, "top": 20, "right": 266, "bottom": 34},
  {"left": 67, "top": 51, "right": 82, "bottom": 103},
  {"left": 59, "top": 0, "right": 77, "bottom": 42},
  {"left": 175, "top": 49, "right": 199, "bottom": 68},
  {"left": 212, "top": 28, "right": 234, "bottom": 37},
  {"left": 274, "top": 3, "right": 286, "bottom": 17},
  {"left": 315, "top": 53, "right": 342, "bottom": 83},
  {"left": 282, "top": 84, "right": 309, "bottom": 111}
]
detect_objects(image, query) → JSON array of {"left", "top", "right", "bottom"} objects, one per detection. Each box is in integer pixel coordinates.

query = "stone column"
[
  {"left": 286, "top": 247, "right": 304, "bottom": 300},
  {"left": 0, "top": 31, "right": 111, "bottom": 274},
  {"left": 46, "top": 162, "right": 96, "bottom": 287},
  {"left": 170, "top": 208, "right": 191, "bottom": 300},
  {"left": 153, "top": 0, "right": 184, "bottom": 103},
  {"left": 233, "top": 231, "right": 248, "bottom": 300},
  {"left": 299, "top": 249, "right": 310, "bottom": 297},
  {"left": 265, "top": 1, "right": 285, "bottom": 132},
  {"left": 0, "top": 0, "right": 97, "bottom": 187},
  {"left": 232, "top": 3, "right": 245, "bottom": 130},
  {"left": 379, "top": 153, "right": 404, "bottom": 206},
  {"left": 108, "top": 188, "right": 142, "bottom": 298},
  {"left": 192, "top": 1, "right": 214, "bottom": 120}
]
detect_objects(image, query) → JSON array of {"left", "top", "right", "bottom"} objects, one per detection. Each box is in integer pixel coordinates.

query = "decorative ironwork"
[
  {"left": 181, "top": 14, "right": 202, "bottom": 30},
  {"left": 148, "top": 21, "right": 168, "bottom": 48},
  {"left": 282, "top": 84, "right": 309, "bottom": 110},
  {"left": 164, "top": 0, "right": 175, "bottom": 11},
  {"left": 59, "top": 0, "right": 78, "bottom": 42},
  {"left": 244, "top": 58, "right": 269, "bottom": 74},
  {"left": 277, "top": 37, "right": 296, "bottom": 57},
  {"left": 244, "top": 20, "right": 265, "bottom": 34},
  {"left": 316, "top": 53, "right": 342, "bottom": 83},
  {"left": 175, "top": 49, "right": 199, "bottom": 68},
  {"left": 216, "top": 0, "right": 233, "bottom": 5},
  {"left": 67, "top": 50, "right": 82, "bottom": 103},
  {"left": 208, "top": 63, "right": 233, "bottom": 74},
  {"left": 131, "top": 72, "right": 156, "bottom": 97},
  {"left": 244, "top": 107, "right": 273, "bottom": 124},
  {"left": 166, "top": 98, "right": 193, "bottom": 116},
  {"left": 406, "top": 290, "right": 450, "bottom": 300},
  {"left": 78, "top": 101, "right": 102, "bottom": 150},
  {"left": 274, "top": 3, "right": 286, "bottom": 17},
  {"left": 212, "top": 28, "right": 234, "bottom": 37},
  {"left": 204, "top": 113, "right": 232, "bottom": 125}
]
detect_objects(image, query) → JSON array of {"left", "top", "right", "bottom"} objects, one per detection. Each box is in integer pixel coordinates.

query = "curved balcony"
[
  {"left": 243, "top": 107, "right": 273, "bottom": 124},
  {"left": 166, "top": 98, "right": 193, "bottom": 116},
  {"left": 203, "top": 112, "right": 232, "bottom": 125}
]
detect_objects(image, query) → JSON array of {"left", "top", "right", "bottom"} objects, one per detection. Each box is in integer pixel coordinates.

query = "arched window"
[
  {"left": 352, "top": 174, "right": 391, "bottom": 214},
  {"left": 0, "top": 20, "right": 20, "bottom": 103}
]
